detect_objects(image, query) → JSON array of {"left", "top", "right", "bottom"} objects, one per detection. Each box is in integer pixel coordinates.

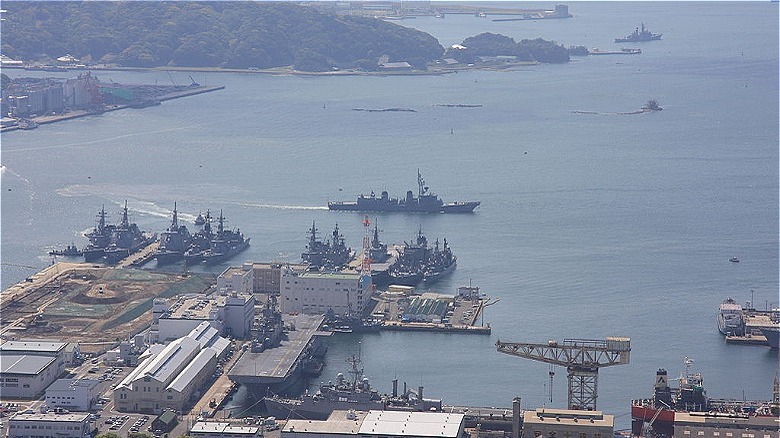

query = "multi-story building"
[
  {"left": 217, "top": 264, "right": 254, "bottom": 295},
  {"left": 5, "top": 412, "right": 93, "bottom": 438},
  {"left": 522, "top": 408, "right": 614, "bottom": 438},
  {"left": 45, "top": 379, "right": 100, "bottom": 411},
  {"left": 251, "top": 263, "right": 307, "bottom": 295},
  {"left": 151, "top": 291, "right": 255, "bottom": 342},
  {"left": 280, "top": 269, "right": 372, "bottom": 315},
  {"left": 113, "top": 322, "right": 229, "bottom": 414},
  {"left": 0, "top": 340, "right": 69, "bottom": 398}
]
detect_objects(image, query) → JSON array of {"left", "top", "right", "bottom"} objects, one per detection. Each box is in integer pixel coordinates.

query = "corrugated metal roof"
[
  {"left": 1, "top": 340, "right": 66, "bottom": 354},
  {"left": 166, "top": 348, "right": 215, "bottom": 393},
  {"left": 0, "top": 354, "right": 56, "bottom": 375}
]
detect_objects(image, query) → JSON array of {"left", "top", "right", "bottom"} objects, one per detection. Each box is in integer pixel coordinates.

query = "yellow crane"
[{"left": 496, "top": 337, "right": 630, "bottom": 411}]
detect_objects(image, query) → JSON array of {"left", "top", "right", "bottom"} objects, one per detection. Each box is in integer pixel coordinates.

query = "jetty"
[{"left": 228, "top": 314, "right": 326, "bottom": 396}]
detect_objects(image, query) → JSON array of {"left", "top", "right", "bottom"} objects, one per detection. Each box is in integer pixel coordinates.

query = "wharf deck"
[
  {"left": 229, "top": 314, "right": 325, "bottom": 387},
  {"left": 725, "top": 334, "right": 769, "bottom": 346},
  {"left": 382, "top": 321, "right": 491, "bottom": 334}
]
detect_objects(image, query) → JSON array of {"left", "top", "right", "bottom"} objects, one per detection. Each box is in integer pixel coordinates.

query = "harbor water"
[{"left": 1, "top": 2, "right": 777, "bottom": 429}]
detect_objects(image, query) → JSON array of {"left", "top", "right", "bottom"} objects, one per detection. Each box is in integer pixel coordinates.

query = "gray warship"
[
  {"left": 328, "top": 170, "right": 480, "bottom": 213},
  {"left": 154, "top": 203, "right": 192, "bottom": 266},
  {"left": 263, "top": 353, "right": 441, "bottom": 420}
]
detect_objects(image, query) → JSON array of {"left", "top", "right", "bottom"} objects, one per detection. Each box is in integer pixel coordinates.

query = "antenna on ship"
[
  {"left": 418, "top": 169, "right": 425, "bottom": 197},
  {"left": 361, "top": 216, "right": 372, "bottom": 278}
]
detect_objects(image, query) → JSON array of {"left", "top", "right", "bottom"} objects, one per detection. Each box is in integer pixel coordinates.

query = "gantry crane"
[{"left": 496, "top": 337, "right": 630, "bottom": 411}]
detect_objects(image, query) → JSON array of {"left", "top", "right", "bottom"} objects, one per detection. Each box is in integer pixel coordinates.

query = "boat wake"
[
  {"left": 237, "top": 202, "right": 328, "bottom": 211},
  {"left": 2, "top": 126, "right": 195, "bottom": 154},
  {"left": 572, "top": 108, "right": 658, "bottom": 115}
]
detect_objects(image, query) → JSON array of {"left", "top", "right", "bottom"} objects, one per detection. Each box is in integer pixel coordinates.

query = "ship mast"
[
  {"left": 361, "top": 216, "right": 372, "bottom": 277},
  {"left": 120, "top": 200, "right": 129, "bottom": 228},
  {"left": 417, "top": 169, "right": 426, "bottom": 197},
  {"left": 96, "top": 205, "right": 107, "bottom": 232},
  {"left": 171, "top": 202, "right": 178, "bottom": 230}
]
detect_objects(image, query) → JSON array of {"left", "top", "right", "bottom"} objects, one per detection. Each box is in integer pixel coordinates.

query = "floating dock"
[{"left": 228, "top": 314, "right": 326, "bottom": 397}]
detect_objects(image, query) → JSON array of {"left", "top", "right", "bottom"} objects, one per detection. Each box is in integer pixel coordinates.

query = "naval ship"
[
  {"left": 615, "top": 23, "right": 662, "bottom": 43},
  {"left": 386, "top": 227, "right": 457, "bottom": 286},
  {"left": 328, "top": 170, "right": 480, "bottom": 213},
  {"left": 154, "top": 203, "right": 192, "bottom": 266},
  {"left": 103, "top": 201, "right": 156, "bottom": 264},
  {"left": 201, "top": 210, "right": 250, "bottom": 265},
  {"left": 263, "top": 353, "right": 441, "bottom": 420},
  {"left": 301, "top": 222, "right": 353, "bottom": 270},
  {"left": 82, "top": 205, "right": 115, "bottom": 262}
]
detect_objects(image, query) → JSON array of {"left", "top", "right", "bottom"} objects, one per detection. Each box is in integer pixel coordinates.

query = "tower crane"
[{"left": 496, "top": 337, "right": 630, "bottom": 411}]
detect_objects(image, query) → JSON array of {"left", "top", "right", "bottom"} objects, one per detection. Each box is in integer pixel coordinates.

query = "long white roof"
[
  {"left": 167, "top": 347, "right": 215, "bottom": 393},
  {"left": 0, "top": 355, "right": 56, "bottom": 375},
  {"left": 119, "top": 336, "right": 199, "bottom": 388},
  {"left": 1, "top": 340, "right": 66, "bottom": 354},
  {"left": 358, "top": 411, "right": 464, "bottom": 438}
]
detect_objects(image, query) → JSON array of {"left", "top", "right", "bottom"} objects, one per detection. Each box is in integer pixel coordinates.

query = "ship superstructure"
[{"left": 328, "top": 170, "right": 480, "bottom": 213}]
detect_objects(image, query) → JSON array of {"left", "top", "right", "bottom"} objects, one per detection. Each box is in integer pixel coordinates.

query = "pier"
[{"left": 228, "top": 314, "right": 326, "bottom": 397}]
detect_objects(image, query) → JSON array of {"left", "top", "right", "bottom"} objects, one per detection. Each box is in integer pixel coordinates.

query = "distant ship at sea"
[
  {"left": 615, "top": 23, "right": 662, "bottom": 43},
  {"left": 328, "top": 170, "right": 480, "bottom": 213}
]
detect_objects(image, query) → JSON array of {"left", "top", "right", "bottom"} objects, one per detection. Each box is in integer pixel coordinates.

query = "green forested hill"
[{"left": 1, "top": 2, "right": 445, "bottom": 71}]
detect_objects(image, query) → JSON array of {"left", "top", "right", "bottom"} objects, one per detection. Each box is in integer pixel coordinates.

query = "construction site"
[{"left": 0, "top": 262, "right": 214, "bottom": 353}]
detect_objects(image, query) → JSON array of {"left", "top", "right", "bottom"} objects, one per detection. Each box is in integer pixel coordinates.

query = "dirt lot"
[{"left": 1, "top": 263, "right": 215, "bottom": 353}]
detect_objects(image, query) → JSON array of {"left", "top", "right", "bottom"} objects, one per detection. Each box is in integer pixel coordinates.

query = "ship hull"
[
  {"left": 203, "top": 239, "right": 250, "bottom": 266},
  {"left": 83, "top": 247, "right": 105, "bottom": 262},
  {"left": 264, "top": 397, "right": 385, "bottom": 421},
  {"left": 631, "top": 405, "right": 675, "bottom": 436},
  {"left": 104, "top": 248, "right": 130, "bottom": 264},
  {"left": 155, "top": 251, "right": 184, "bottom": 266},
  {"left": 614, "top": 36, "right": 661, "bottom": 43},
  {"left": 759, "top": 327, "right": 780, "bottom": 349},
  {"left": 328, "top": 202, "right": 479, "bottom": 213},
  {"left": 387, "top": 271, "right": 424, "bottom": 287},
  {"left": 424, "top": 259, "right": 456, "bottom": 283}
]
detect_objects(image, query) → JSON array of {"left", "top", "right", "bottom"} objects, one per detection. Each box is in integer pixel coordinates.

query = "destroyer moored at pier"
[{"left": 328, "top": 170, "right": 480, "bottom": 213}]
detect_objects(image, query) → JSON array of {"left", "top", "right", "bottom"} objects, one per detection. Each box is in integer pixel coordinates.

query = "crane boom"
[{"left": 496, "top": 337, "right": 630, "bottom": 411}]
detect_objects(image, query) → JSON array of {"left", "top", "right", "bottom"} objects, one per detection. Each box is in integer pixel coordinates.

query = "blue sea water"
[{"left": 1, "top": 2, "right": 778, "bottom": 428}]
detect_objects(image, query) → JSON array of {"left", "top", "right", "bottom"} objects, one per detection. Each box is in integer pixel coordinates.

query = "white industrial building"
[
  {"left": 5, "top": 412, "right": 93, "bottom": 438},
  {"left": 151, "top": 291, "right": 255, "bottom": 342},
  {"left": 282, "top": 410, "right": 465, "bottom": 438},
  {"left": 114, "top": 322, "right": 230, "bottom": 414},
  {"left": 190, "top": 422, "right": 262, "bottom": 438},
  {"left": 0, "top": 340, "right": 70, "bottom": 398},
  {"left": 522, "top": 408, "right": 614, "bottom": 438},
  {"left": 45, "top": 378, "right": 100, "bottom": 411},
  {"left": 217, "top": 264, "right": 254, "bottom": 295},
  {"left": 280, "top": 270, "right": 371, "bottom": 315}
]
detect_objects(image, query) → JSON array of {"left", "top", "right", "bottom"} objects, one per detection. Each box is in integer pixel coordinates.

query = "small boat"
[
  {"left": 729, "top": 256, "right": 740, "bottom": 263},
  {"left": 18, "top": 119, "right": 38, "bottom": 130},
  {"left": 194, "top": 212, "right": 206, "bottom": 226},
  {"left": 49, "top": 244, "right": 83, "bottom": 257},
  {"left": 641, "top": 99, "right": 663, "bottom": 111}
]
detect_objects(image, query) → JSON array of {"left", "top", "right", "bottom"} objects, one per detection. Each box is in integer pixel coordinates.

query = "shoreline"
[
  {"left": 2, "top": 60, "right": 540, "bottom": 77},
  {"left": 0, "top": 84, "right": 225, "bottom": 133}
]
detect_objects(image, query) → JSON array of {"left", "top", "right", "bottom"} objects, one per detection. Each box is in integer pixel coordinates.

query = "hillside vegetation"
[
  {"left": 1, "top": 2, "right": 444, "bottom": 71},
  {"left": 445, "top": 33, "right": 570, "bottom": 64}
]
